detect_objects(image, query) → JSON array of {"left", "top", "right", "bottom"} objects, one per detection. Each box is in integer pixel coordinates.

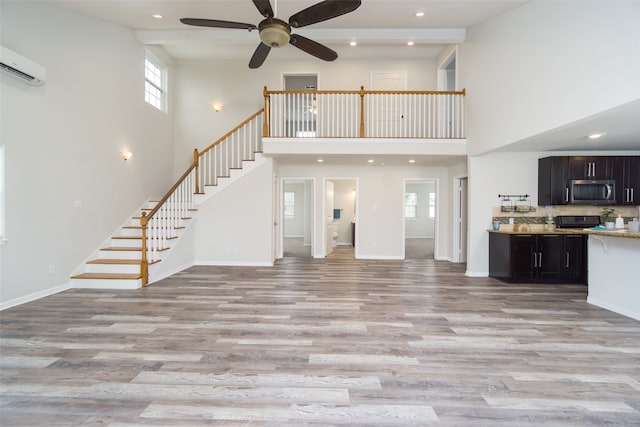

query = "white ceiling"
[
  {"left": 41, "top": 0, "right": 640, "bottom": 153},
  {"left": 46, "top": 0, "right": 529, "bottom": 60}
]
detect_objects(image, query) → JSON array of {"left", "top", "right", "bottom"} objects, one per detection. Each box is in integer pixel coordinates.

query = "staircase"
[{"left": 70, "top": 109, "right": 265, "bottom": 289}]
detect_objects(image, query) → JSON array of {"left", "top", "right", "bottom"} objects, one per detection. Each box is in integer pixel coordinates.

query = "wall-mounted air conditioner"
[{"left": 0, "top": 45, "right": 46, "bottom": 86}]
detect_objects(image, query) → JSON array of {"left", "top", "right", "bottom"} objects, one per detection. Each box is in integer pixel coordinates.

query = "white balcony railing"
[{"left": 263, "top": 87, "right": 465, "bottom": 139}]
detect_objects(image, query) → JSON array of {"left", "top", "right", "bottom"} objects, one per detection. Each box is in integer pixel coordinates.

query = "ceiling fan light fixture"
[{"left": 259, "top": 19, "right": 291, "bottom": 48}]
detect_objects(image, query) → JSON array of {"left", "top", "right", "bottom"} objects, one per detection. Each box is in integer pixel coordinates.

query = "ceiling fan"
[{"left": 180, "top": 0, "right": 362, "bottom": 69}]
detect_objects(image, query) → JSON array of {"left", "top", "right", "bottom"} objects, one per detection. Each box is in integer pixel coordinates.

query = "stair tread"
[{"left": 71, "top": 273, "right": 141, "bottom": 280}]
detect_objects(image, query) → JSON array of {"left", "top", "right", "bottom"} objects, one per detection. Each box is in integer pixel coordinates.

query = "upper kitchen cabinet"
[
  {"left": 567, "top": 156, "right": 615, "bottom": 180},
  {"left": 538, "top": 156, "right": 569, "bottom": 205},
  {"left": 613, "top": 156, "right": 640, "bottom": 205}
]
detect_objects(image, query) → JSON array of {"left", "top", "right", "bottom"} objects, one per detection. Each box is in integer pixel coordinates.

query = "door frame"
[
  {"left": 437, "top": 46, "right": 458, "bottom": 91},
  {"left": 452, "top": 175, "right": 468, "bottom": 263},
  {"left": 402, "top": 178, "right": 439, "bottom": 260},
  {"left": 280, "top": 177, "right": 315, "bottom": 259}
]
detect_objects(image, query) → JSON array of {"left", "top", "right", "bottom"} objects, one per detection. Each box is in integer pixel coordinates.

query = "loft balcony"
[{"left": 261, "top": 86, "right": 467, "bottom": 160}]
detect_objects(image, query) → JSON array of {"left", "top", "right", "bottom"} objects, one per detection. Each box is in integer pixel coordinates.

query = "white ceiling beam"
[{"left": 135, "top": 28, "right": 466, "bottom": 45}]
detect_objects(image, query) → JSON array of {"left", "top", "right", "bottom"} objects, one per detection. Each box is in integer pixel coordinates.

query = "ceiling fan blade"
[
  {"left": 289, "top": 0, "right": 361, "bottom": 28},
  {"left": 253, "top": 0, "right": 274, "bottom": 18},
  {"left": 180, "top": 18, "right": 257, "bottom": 30},
  {"left": 249, "top": 42, "right": 271, "bottom": 69},
  {"left": 289, "top": 34, "right": 337, "bottom": 62}
]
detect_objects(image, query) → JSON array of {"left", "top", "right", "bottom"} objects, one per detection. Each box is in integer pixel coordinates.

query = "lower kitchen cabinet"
[{"left": 489, "top": 233, "right": 587, "bottom": 284}]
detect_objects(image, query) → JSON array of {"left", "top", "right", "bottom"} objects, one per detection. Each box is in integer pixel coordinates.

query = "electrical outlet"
[{"left": 49, "top": 265, "right": 55, "bottom": 274}]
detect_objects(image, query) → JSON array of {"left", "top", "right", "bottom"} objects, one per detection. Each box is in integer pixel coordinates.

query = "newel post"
[
  {"left": 359, "top": 85, "right": 365, "bottom": 138},
  {"left": 140, "top": 212, "right": 149, "bottom": 286},
  {"left": 193, "top": 148, "right": 200, "bottom": 194},
  {"left": 263, "top": 86, "right": 270, "bottom": 137}
]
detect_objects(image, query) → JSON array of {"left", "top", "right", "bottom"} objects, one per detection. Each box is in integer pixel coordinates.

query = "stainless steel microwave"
[{"left": 569, "top": 180, "right": 616, "bottom": 205}]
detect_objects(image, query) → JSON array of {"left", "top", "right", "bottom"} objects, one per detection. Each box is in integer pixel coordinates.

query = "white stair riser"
[
  {"left": 70, "top": 278, "right": 141, "bottom": 290},
  {"left": 85, "top": 264, "right": 140, "bottom": 274},
  {"left": 119, "top": 228, "right": 142, "bottom": 238},
  {"left": 110, "top": 239, "right": 142, "bottom": 248},
  {"left": 99, "top": 250, "right": 141, "bottom": 260}
]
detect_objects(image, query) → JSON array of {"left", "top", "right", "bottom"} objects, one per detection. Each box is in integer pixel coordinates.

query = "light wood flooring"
[{"left": 1, "top": 247, "right": 640, "bottom": 426}]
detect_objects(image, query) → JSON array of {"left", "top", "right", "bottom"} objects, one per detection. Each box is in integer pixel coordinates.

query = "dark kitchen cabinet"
[
  {"left": 562, "top": 234, "right": 587, "bottom": 282},
  {"left": 568, "top": 156, "right": 614, "bottom": 180},
  {"left": 613, "top": 156, "right": 640, "bottom": 205},
  {"left": 489, "top": 232, "right": 587, "bottom": 284},
  {"left": 538, "top": 156, "right": 569, "bottom": 205}
]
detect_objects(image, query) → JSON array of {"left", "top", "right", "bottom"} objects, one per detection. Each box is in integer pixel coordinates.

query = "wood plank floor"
[{"left": 2, "top": 247, "right": 640, "bottom": 426}]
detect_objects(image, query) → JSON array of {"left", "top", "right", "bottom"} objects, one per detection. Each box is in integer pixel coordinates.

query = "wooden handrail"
[
  {"left": 199, "top": 109, "right": 264, "bottom": 156},
  {"left": 264, "top": 88, "right": 466, "bottom": 96}
]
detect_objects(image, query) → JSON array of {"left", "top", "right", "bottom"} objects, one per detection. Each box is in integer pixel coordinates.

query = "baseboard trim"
[
  {"left": 149, "top": 262, "right": 194, "bottom": 285},
  {"left": 0, "top": 283, "right": 71, "bottom": 311},
  {"left": 587, "top": 296, "right": 640, "bottom": 321},
  {"left": 466, "top": 271, "right": 489, "bottom": 277}
]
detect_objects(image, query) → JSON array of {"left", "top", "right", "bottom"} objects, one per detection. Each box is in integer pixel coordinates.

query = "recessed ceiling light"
[
  {"left": 588, "top": 133, "right": 604, "bottom": 139},
  {"left": 152, "top": 14, "right": 163, "bottom": 19},
  {"left": 416, "top": 11, "right": 425, "bottom": 17},
  {"left": 367, "top": 159, "right": 375, "bottom": 163},
  {"left": 350, "top": 41, "right": 357, "bottom": 47},
  {"left": 409, "top": 159, "right": 416, "bottom": 163},
  {"left": 317, "top": 158, "right": 324, "bottom": 163},
  {"left": 407, "top": 41, "right": 415, "bottom": 46}
]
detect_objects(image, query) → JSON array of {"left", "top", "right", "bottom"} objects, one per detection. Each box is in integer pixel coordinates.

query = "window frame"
[{"left": 144, "top": 51, "right": 168, "bottom": 113}]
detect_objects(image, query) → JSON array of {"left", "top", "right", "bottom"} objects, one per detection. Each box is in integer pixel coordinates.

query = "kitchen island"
[
  {"left": 489, "top": 227, "right": 640, "bottom": 321},
  {"left": 584, "top": 230, "right": 640, "bottom": 321}
]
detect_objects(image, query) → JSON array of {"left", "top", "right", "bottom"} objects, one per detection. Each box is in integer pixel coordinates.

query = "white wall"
[
  {"left": 279, "top": 162, "right": 451, "bottom": 260},
  {"left": 460, "top": 0, "right": 640, "bottom": 156},
  {"left": 194, "top": 159, "right": 274, "bottom": 265},
  {"left": 0, "top": 2, "right": 174, "bottom": 305}
]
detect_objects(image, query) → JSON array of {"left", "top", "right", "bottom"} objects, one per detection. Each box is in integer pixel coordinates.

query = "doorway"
[
  {"left": 324, "top": 178, "right": 357, "bottom": 257},
  {"left": 283, "top": 73, "right": 318, "bottom": 137},
  {"left": 282, "top": 178, "right": 314, "bottom": 258},
  {"left": 404, "top": 180, "right": 437, "bottom": 259}
]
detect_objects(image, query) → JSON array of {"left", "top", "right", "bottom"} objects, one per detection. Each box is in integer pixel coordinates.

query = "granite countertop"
[{"left": 488, "top": 227, "right": 640, "bottom": 239}]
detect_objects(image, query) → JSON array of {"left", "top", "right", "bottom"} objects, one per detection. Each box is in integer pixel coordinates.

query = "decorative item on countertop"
[
  {"left": 601, "top": 208, "right": 616, "bottom": 229},
  {"left": 629, "top": 218, "right": 640, "bottom": 233},
  {"left": 492, "top": 220, "right": 500, "bottom": 231},
  {"left": 615, "top": 214, "right": 625, "bottom": 229},
  {"left": 545, "top": 213, "right": 554, "bottom": 230}
]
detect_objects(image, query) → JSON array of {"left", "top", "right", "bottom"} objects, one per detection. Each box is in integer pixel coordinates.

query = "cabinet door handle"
[
  {"left": 539, "top": 252, "right": 543, "bottom": 267},
  {"left": 533, "top": 252, "right": 537, "bottom": 268},
  {"left": 565, "top": 252, "right": 570, "bottom": 268},
  {"left": 592, "top": 162, "right": 596, "bottom": 177},
  {"left": 632, "top": 188, "right": 635, "bottom": 203},
  {"left": 565, "top": 187, "right": 569, "bottom": 203},
  {"left": 587, "top": 162, "right": 592, "bottom": 177}
]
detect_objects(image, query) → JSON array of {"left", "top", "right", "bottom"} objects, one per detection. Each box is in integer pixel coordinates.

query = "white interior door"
[
  {"left": 371, "top": 71, "right": 407, "bottom": 137},
  {"left": 273, "top": 175, "right": 281, "bottom": 260},
  {"left": 325, "top": 180, "right": 335, "bottom": 256}
]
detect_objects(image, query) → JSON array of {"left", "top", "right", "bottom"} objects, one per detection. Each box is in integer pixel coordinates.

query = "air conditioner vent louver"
[
  {"left": 0, "top": 45, "right": 46, "bottom": 86},
  {"left": 0, "top": 62, "right": 37, "bottom": 82}
]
